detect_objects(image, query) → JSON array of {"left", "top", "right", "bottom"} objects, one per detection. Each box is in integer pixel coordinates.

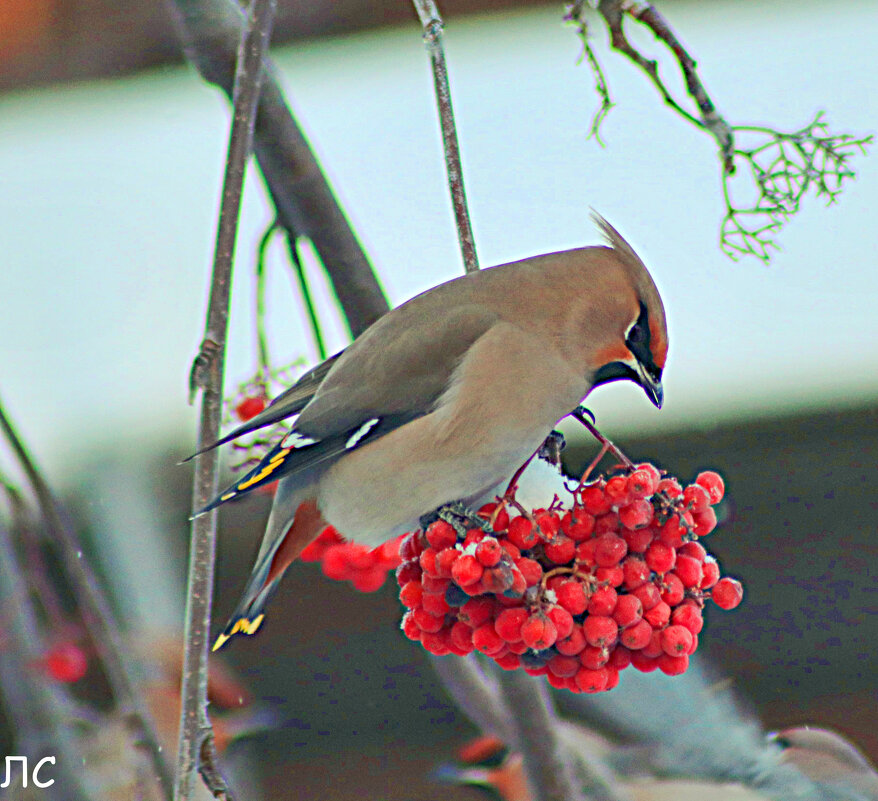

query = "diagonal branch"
[
  {"left": 175, "top": 1, "right": 276, "bottom": 799},
  {"left": 412, "top": 0, "right": 480, "bottom": 273},
  {"left": 170, "top": 0, "right": 389, "bottom": 337}
]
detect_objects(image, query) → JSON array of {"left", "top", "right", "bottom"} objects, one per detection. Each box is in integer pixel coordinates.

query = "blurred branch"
[
  {"left": 0, "top": 400, "right": 173, "bottom": 800},
  {"left": 412, "top": 0, "right": 480, "bottom": 273},
  {"left": 176, "top": 0, "right": 276, "bottom": 798},
  {"left": 170, "top": 0, "right": 388, "bottom": 337}
]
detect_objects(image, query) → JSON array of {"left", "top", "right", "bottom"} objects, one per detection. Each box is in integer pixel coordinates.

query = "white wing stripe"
[{"left": 345, "top": 418, "right": 380, "bottom": 450}]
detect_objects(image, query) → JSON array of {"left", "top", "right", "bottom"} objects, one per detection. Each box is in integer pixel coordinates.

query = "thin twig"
[
  {"left": 176, "top": 1, "right": 276, "bottom": 799},
  {"left": 171, "top": 0, "right": 388, "bottom": 337},
  {"left": 0, "top": 399, "right": 174, "bottom": 800},
  {"left": 571, "top": 408, "right": 635, "bottom": 470},
  {"left": 412, "top": 0, "right": 480, "bottom": 273}
]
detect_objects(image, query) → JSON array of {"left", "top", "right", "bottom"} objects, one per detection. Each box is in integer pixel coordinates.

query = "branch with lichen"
[{"left": 565, "top": 0, "right": 870, "bottom": 262}]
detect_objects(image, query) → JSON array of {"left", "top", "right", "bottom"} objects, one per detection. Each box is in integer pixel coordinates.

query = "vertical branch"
[
  {"left": 411, "top": 0, "right": 480, "bottom": 273},
  {"left": 0, "top": 400, "right": 173, "bottom": 800},
  {"left": 177, "top": 0, "right": 276, "bottom": 799}
]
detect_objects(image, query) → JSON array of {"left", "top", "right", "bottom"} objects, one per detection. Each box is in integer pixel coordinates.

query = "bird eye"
[{"left": 627, "top": 321, "right": 647, "bottom": 346}]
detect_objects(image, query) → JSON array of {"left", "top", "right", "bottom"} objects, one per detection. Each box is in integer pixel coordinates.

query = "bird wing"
[
  {"left": 193, "top": 304, "right": 498, "bottom": 515},
  {"left": 184, "top": 350, "right": 343, "bottom": 461}
]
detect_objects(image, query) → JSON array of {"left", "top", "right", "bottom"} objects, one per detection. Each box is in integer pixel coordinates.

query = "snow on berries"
[
  {"left": 396, "top": 464, "right": 742, "bottom": 693},
  {"left": 300, "top": 526, "right": 404, "bottom": 593}
]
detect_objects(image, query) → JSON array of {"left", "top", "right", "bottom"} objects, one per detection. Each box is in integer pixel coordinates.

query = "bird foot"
[
  {"left": 420, "top": 500, "right": 492, "bottom": 537},
  {"left": 537, "top": 429, "right": 567, "bottom": 467}
]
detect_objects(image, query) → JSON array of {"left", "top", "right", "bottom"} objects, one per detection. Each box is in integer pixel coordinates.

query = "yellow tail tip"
[
  {"left": 212, "top": 614, "right": 266, "bottom": 651},
  {"left": 212, "top": 633, "right": 231, "bottom": 652}
]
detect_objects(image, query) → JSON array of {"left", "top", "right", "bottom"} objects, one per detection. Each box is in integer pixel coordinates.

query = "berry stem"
[{"left": 571, "top": 408, "right": 635, "bottom": 470}]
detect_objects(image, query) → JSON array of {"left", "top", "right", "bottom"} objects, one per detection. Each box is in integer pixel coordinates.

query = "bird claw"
[
  {"left": 537, "top": 429, "right": 566, "bottom": 466},
  {"left": 420, "top": 500, "right": 491, "bottom": 536}
]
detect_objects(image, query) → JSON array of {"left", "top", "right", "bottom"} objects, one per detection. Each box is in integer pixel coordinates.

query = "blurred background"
[{"left": 0, "top": 0, "right": 875, "bottom": 798}]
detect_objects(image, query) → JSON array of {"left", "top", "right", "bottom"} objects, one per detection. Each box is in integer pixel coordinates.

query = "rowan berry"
[
  {"left": 671, "top": 603, "right": 703, "bottom": 634},
  {"left": 619, "top": 499, "right": 654, "bottom": 529},
  {"left": 644, "top": 600, "right": 671, "bottom": 630},
  {"left": 546, "top": 606, "right": 575, "bottom": 640},
  {"left": 399, "top": 581, "right": 423, "bottom": 609},
  {"left": 594, "top": 535, "right": 627, "bottom": 567},
  {"left": 627, "top": 468, "right": 659, "bottom": 499},
  {"left": 426, "top": 520, "right": 458, "bottom": 550},
  {"left": 608, "top": 645, "right": 632, "bottom": 670},
  {"left": 659, "top": 515, "right": 687, "bottom": 548},
  {"left": 693, "top": 507, "right": 718, "bottom": 537},
  {"left": 495, "top": 607, "right": 529, "bottom": 642},
  {"left": 631, "top": 581, "right": 661, "bottom": 611},
  {"left": 401, "top": 611, "right": 421, "bottom": 640},
  {"left": 419, "top": 548, "right": 439, "bottom": 576},
  {"left": 556, "top": 579, "right": 588, "bottom": 616},
  {"left": 481, "top": 563, "right": 515, "bottom": 594},
  {"left": 435, "top": 547, "right": 460, "bottom": 577},
  {"left": 661, "top": 624, "right": 693, "bottom": 656},
  {"left": 657, "top": 653, "right": 689, "bottom": 676},
  {"left": 44, "top": 643, "right": 88, "bottom": 684},
  {"left": 535, "top": 511, "right": 561, "bottom": 538},
  {"left": 396, "top": 561, "right": 422, "bottom": 586},
  {"left": 595, "top": 566, "right": 625, "bottom": 587},
  {"left": 659, "top": 572, "right": 685, "bottom": 606},
  {"left": 450, "top": 621, "right": 475, "bottom": 651},
  {"left": 656, "top": 477, "right": 683, "bottom": 498},
  {"left": 515, "top": 557, "right": 543, "bottom": 587},
  {"left": 452, "top": 554, "right": 483, "bottom": 586},
  {"left": 494, "top": 653, "right": 521, "bottom": 671},
  {"left": 507, "top": 516, "right": 539, "bottom": 549},
  {"left": 544, "top": 534, "right": 576, "bottom": 564},
  {"left": 235, "top": 395, "right": 266, "bottom": 422},
  {"left": 575, "top": 667, "right": 609, "bottom": 693},
  {"left": 579, "top": 645, "right": 610, "bottom": 670},
  {"left": 459, "top": 597, "right": 495, "bottom": 627},
  {"left": 630, "top": 651, "right": 659, "bottom": 672},
  {"left": 594, "top": 512, "right": 621, "bottom": 536},
  {"left": 678, "top": 541, "right": 707, "bottom": 561},
  {"left": 645, "top": 542, "right": 676, "bottom": 573},
  {"left": 622, "top": 526, "right": 654, "bottom": 553},
  {"left": 605, "top": 475, "right": 631, "bottom": 507},
  {"left": 683, "top": 484, "right": 711, "bottom": 514},
  {"left": 521, "top": 613, "right": 558, "bottom": 650},
  {"left": 506, "top": 568, "right": 527, "bottom": 597},
  {"left": 562, "top": 509, "right": 596, "bottom": 540},
  {"left": 575, "top": 539, "right": 597, "bottom": 565},
  {"left": 500, "top": 541, "right": 521, "bottom": 561},
  {"left": 473, "top": 623, "right": 506, "bottom": 655},
  {"left": 613, "top": 594, "right": 643, "bottom": 628},
  {"left": 422, "top": 592, "right": 451, "bottom": 616},
  {"left": 622, "top": 556, "right": 650, "bottom": 589},
  {"left": 583, "top": 615, "right": 619, "bottom": 648},
  {"left": 580, "top": 484, "right": 613, "bottom": 515},
  {"left": 421, "top": 631, "right": 451, "bottom": 655},
  {"left": 712, "top": 577, "right": 744, "bottom": 609},
  {"left": 620, "top": 619, "right": 652, "bottom": 650},
  {"left": 588, "top": 585, "right": 618, "bottom": 616},
  {"left": 422, "top": 575, "right": 450, "bottom": 594},
  {"left": 700, "top": 558, "right": 720, "bottom": 589},
  {"left": 696, "top": 471, "right": 725, "bottom": 504},
  {"left": 548, "top": 653, "right": 581, "bottom": 678},
  {"left": 674, "top": 555, "right": 703, "bottom": 588},
  {"left": 555, "top": 627, "right": 587, "bottom": 656},
  {"left": 641, "top": 629, "right": 664, "bottom": 658}
]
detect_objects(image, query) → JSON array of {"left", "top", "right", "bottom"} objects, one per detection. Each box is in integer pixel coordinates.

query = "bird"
[{"left": 195, "top": 213, "right": 669, "bottom": 649}]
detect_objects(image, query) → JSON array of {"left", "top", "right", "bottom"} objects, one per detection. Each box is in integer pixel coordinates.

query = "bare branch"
[
  {"left": 412, "top": 0, "right": 480, "bottom": 273},
  {"left": 175, "top": 1, "right": 277, "bottom": 799}
]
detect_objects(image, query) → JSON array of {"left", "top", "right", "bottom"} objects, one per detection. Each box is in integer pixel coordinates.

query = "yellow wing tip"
[{"left": 212, "top": 614, "right": 266, "bottom": 651}]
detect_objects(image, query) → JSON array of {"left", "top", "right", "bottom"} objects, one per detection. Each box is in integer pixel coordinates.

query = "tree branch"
[
  {"left": 170, "top": 0, "right": 389, "bottom": 337},
  {"left": 175, "top": 1, "right": 276, "bottom": 799},
  {"left": 412, "top": 0, "right": 480, "bottom": 273}
]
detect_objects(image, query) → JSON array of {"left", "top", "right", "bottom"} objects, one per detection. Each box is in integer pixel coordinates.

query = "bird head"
[{"left": 577, "top": 214, "right": 668, "bottom": 409}]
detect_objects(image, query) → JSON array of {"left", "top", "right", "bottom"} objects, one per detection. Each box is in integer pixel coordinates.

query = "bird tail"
[{"left": 212, "top": 558, "right": 282, "bottom": 652}]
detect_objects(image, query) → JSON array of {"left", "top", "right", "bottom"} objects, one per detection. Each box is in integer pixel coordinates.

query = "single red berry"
[
  {"left": 631, "top": 581, "right": 661, "bottom": 611},
  {"left": 604, "top": 475, "right": 631, "bottom": 507},
  {"left": 556, "top": 579, "right": 588, "bottom": 616},
  {"left": 450, "top": 621, "right": 474, "bottom": 651},
  {"left": 418, "top": 548, "right": 439, "bottom": 577},
  {"left": 661, "top": 624, "right": 693, "bottom": 656},
  {"left": 483, "top": 564, "right": 515, "bottom": 593},
  {"left": 622, "top": 556, "right": 650, "bottom": 589},
  {"left": 473, "top": 623, "right": 506, "bottom": 655},
  {"left": 546, "top": 605, "right": 575, "bottom": 640},
  {"left": 548, "top": 653, "right": 581, "bottom": 678},
  {"left": 452, "top": 554, "right": 483, "bottom": 587},
  {"left": 683, "top": 484, "right": 711, "bottom": 514},
  {"left": 594, "top": 512, "right": 621, "bottom": 536},
  {"left": 619, "top": 499, "right": 654, "bottom": 530},
  {"left": 608, "top": 645, "right": 632, "bottom": 670},
  {"left": 674, "top": 555, "right": 704, "bottom": 588},
  {"left": 399, "top": 581, "right": 423, "bottom": 608},
  {"left": 413, "top": 607, "right": 445, "bottom": 633},
  {"left": 579, "top": 645, "right": 610, "bottom": 670},
  {"left": 235, "top": 395, "right": 266, "bottom": 422},
  {"left": 641, "top": 628, "right": 665, "bottom": 658},
  {"left": 588, "top": 585, "right": 618, "bottom": 616},
  {"left": 671, "top": 603, "right": 704, "bottom": 634},
  {"left": 421, "top": 575, "right": 450, "bottom": 594},
  {"left": 622, "top": 526, "right": 654, "bottom": 553},
  {"left": 395, "top": 561, "right": 422, "bottom": 586},
  {"left": 475, "top": 538, "right": 502, "bottom": 567},
  {"left": 44, "top": 643, "right": 88, "bottom": 683},
  {"left": 422, "top": 592, "right": 451, "bottom": 616},
  {"left": 515, "top": 557, "right": 543, "bottom": 587},
  {"left": 657, "top": 477, "right": 683, "bottom": 498},
  {"left": 463, "top": 529, "right": 488, "bottom": 548},
  {"left": 583, "top": 615, "right": 619, "bottom": 648},
  {"left": 660, "top": 572, "right": 685, "bottom": 606},
  {"left": 594, "top": 535, "right": 627, "bottom": 567},
  {"left": 659, "top": 515, "right": 687, "bottom": 548},
  {"left": 520, "top": 613, "right": 558, "bottom": 650},
  {"left": 435, "top": 547, "right": 461, "bottom": 577},
  {"left": 657, "top": 652, "right": 689, "bottom": 676},
  {"left": 399, "top": 533, "right": 421, "bottom": 562},
  {"left": 535, "top": 511, "right": 561, "bottom": 538},
  {"left": 401, "top": 611, "right": 421, "bottom": 640},
  {"left": 575, "top": 666, "right": 609, "bottom": 693},
  {"left": 700, "top": 558, "right": 721, "bottom": 589},
  {"left": 555, "top": 626, "right": 587, "bottom": 656},
  {"left": 495, "top": 607, "right": 529, "bottom": 642},
  {"left": 420, "top": 631, "right": 451, "bottom": 655},
  {"left": 494, "top": 652, "right": 521, "bottom": 671},
  {"left": 696, "top": 471, "right": 725, "bottom": 504},
  {"left": 613, "top": 594, "right": 643, "bottom": 629},
  {"left": 544, "top": 534, "right": 576, "bottom": 564},
  {"left": 426, "top": 520, "right": 458, "bottom": 550},
  {"left": 562, "top": 509, "right": 596, "bottom": 541},
  {"left": 507, "top": 568, "right": 527, "bottom": 597},
  {"left": 575, "top": 539, "right": 597, "bottom": 565},
  {"left": 630, "top": 651, "right": 659, "bottom": 672},
  {"left": 627, "top": 469, "right": 658, "bottom": 500},
  {"left": 678, "top": 541, "right": 707, "bottom": 561},
  {"left": 580, "top": 484, "right": 613, "bottom": 515},
  {"left": 712, "top": 577, "right": 744, "bottom": 610},
  {"left": 645, "top": 542, "right": 676, "bottom": 573},
  {"left": 620, "top": 619, "right": 652, "bottom": 650},
  {"left": 693, "top": 507, "right": 718, "bottom": 537},
  {"left": 459, "top": 597, "right": 495, "bottom": 627},
  {"left": 507, "top": 516, "right": 539, "bottom": 549},
  {"left": 501, "top": 541, "right": 521, "bottom": 562},
  {"left": 595, "top": 565, "right": 624, "bottom": 587},
  {"left": 506, "top": 639, "right": 528, "bottom": 655},
  {"left": 644, "top": 600, "right": 671, "bottom": 629}
]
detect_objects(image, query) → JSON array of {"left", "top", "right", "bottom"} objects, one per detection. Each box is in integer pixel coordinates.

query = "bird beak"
[{"left": 636, "top": 362, "right": 664, "bottom": 409}]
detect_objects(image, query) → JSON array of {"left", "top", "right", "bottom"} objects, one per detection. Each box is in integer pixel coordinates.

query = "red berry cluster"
[
  {"left": 300, "top": 526, "right": 405, "bottom": 593},
  {"left": 396, "top": 465, "right": 743, "bottom": 693}
]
